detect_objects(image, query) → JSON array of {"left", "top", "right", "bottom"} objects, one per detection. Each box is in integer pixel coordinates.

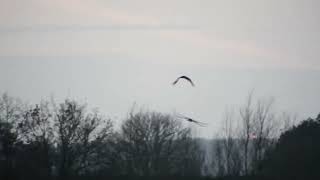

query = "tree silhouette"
[
  {"left": 260, "top": 113, "right": 320, "bottom": 179},
  {"left": 54, "top": 99, "right": 114, "bottom": 178},
  {"left": 1, "top": 92, "right": 318, "bottom": 180},
  {"left": 0, "top": 93, "right": 24, "bottom": 179},
  {"left": 117, "top": 110, "right": 203, "bottom": 176},
  {"left": 18, "top": 101, "right": 54, "bottom": 178},
  {"left": 0, "top": 121, "right": 19, "bottom": 179}
]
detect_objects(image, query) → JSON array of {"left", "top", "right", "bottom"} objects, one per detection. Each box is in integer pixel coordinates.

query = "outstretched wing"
[
  {"left": 172, "top": 76, "right": 195, "bottom": 86},
  {"left": 172, "top": 77, "right": 180, "bottom": 85},
  {"left": 176, "top": 114, "right": 207, "bottom": 127},
  {"left": 191, "top": 119, "right": 208, "bottom": 127},
  {"left": 180, "top": 76, "right": 195, "bottom": 86}
]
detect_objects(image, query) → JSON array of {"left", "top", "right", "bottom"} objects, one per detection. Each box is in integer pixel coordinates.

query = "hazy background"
[{"left": 1, "top": 0, "right": 320, "bottom": 137}]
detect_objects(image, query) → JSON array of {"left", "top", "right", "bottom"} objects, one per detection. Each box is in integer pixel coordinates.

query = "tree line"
[{"left": 0, "top": 92, "right": 319, "bottom": 180}]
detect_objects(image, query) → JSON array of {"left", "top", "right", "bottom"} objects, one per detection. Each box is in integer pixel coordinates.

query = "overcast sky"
[{"left": 1, "top": 0, "right": 320, "bottom": 137}]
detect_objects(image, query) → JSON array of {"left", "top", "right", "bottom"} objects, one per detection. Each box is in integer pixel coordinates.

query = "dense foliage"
[{"left": 259, "top": 114, "right": 320, "bottom": 179}]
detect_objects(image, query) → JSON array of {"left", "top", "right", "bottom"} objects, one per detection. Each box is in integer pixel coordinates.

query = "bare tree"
[
  {"left": 54, "top": 99, "right": 114, "bottom": 178},
  {"left": 0, "top": 95, "right": 115, "bottom": 178},
  {"left": 250, "top": 98, "right": 277, "bottom": 173},
  {"left": 0, "top": 93, "right": 25, "bottom": 178},
  {"left": 211, "top": 107, "right": 242, "bottom": 177},
  {"left": 19, "top": 101, "right": 55, "bottom": 177},
  {"left": 118, "top": 109, "right": 202, "bottom": 176},
  {"left": 212, "top": 92, "right": 282, "bottom": 177},
  {"left": 0, "top": 93, "right": 25, "bottom": 135},
  {"left": 239, "top": 92, "right": 255, "bottom": 175},
  {"left": 222, "top": 108, "right": 242, "bottom": 176},
  {"left": 211, "top": 138, "right": 225, "bottom": 177}
]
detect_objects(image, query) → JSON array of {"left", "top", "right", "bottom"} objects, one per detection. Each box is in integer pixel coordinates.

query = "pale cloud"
[
  {"left": 155, "top": 30, "right": 320, "bottom": 70},
  {"left": 0, "top": 0, "right": 319, "bottom": 70},
  {"left": 0, "top": 0, "right": 164, "bottom": 27},
  {"left": 161, "top": 31, "right": 272, "bottom": 57}
]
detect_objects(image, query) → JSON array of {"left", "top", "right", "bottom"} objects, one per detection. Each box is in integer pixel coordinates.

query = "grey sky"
[{"left": 0, "top": 0, "right": 320, "bottom": 137}]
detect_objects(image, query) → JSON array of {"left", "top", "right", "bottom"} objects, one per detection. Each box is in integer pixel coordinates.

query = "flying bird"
[
  {"left": 176, "top": 114, "right": 207, "bottom": 127},
  {"left": 172, "top": 76, "right": 195, "bottom": 87}
]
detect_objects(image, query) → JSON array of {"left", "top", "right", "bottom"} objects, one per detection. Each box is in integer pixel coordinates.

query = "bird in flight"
[
  {"left": 172, "top": 76, "right": 195, "bottom": 87},
  {"left": 176, "top": 114, "right": 207, "bottom": 127}
]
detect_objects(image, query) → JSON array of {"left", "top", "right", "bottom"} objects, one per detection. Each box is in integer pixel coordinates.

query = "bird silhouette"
[
  {"left": 176, "top": 114, "right": 207, "bottom": 127},
  {"left": 172, "top": 76, "right": 195, "bottom": 87}
]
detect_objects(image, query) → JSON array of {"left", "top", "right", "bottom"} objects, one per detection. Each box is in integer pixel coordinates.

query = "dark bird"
[
  {"left": 176, "top": 114, "right": 207, "bottom": 127},
  {"left": 172, "top": 76, "right": 195, "bottom": 87}
]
